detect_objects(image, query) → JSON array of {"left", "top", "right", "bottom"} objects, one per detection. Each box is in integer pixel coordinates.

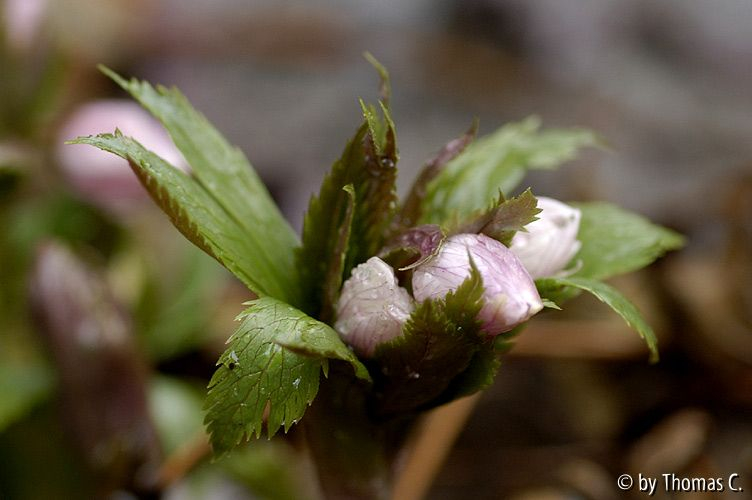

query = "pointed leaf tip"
[
  {"left": 540, "top": 276, "right": 659, "bottom": 362},
  {"left": 363, "top": 52, "right": 391, "bottom": 106}
]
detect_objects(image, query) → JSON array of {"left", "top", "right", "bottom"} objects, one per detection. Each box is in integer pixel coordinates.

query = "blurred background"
[{"left": 1, "top": 0, "right": 751, "bottom": 498}]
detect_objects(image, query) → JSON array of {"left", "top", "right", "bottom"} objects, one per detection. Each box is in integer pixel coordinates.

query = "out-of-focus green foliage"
[
  {"left": 572, "top": 202, "right": 686, "bottom": 281},
  {"left": 0, "top": 361, "right": 53, "bottom": 433},
  {"left": 149, "top": 376, "right": 204, "bottom": 454},
  {"left": 538, "top": 276, "right": 659, "bottom": 362},
  {"left": 221, "top": 440, "right": 313, "bottom": 500},
  {"left": 420, "top": 117, "right": 598, "bottom": 225},
  {"left": 136, "top": 244, "right": 224, "bottom": 361}
]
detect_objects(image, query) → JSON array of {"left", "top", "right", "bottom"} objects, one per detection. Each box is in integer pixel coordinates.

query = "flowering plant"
[{"left": 72, "top": 60, "right": 683, "bottom": 499}]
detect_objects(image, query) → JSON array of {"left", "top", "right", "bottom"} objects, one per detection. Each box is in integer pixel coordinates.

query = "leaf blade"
[
  {"left": 71, "top": 132, "right": 286, "bottom": 298},
  {"left": 99, "top": 67, "right": 301, "bottom": 305},
  {"left": 397, "top": 122, "right": 477, "bottom": 229},
  {"left": 421, "top": 117, "right": 597, "bottom": 225},
  {"left": 252, "top": 297, "right": 371, "bottom": 382},
  {"left": 455, "top": 188, "right": 541, "bottom": 245},
  {"left": 204, "top": 300, "right": 329, "bottom": 455},
  {"left": 363, "top": 52, "right": 391, "bottom": 106},
  {"left": 540, "top": 276, "right": 659, "bottom": 362},
  {"left": 573, "top": 202, "right": 685, "bottom": 280},
  {"left": 298, "top": 107, "right": 398, "bottom": 316}
]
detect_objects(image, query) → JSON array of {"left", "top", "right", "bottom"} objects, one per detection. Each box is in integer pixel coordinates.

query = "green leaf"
[
  {"left": 149, "top": 376, "right": 204, "bottom": 454},
  {"left": 221, "top": 440, "right": 313, "bottom": 500},
  {"left": 455, "top": 188, "right": 541, "bottom": 245},
  {"left": 397, "top": 122, "right": 477, "bottom": 229},
  {"left": 255, "top": 298, "right": 371, "bottom": 382},
  {"left": 421, "top": 117, "right": 598, "bottom": 225},
  {"left": 140, "top": 245, "right": 223, "bottom": 361},
  {"left": 541, "top": 298, "right": 561, "bottom": 310},
  {"left": 318, "top": 185, "right": 355, "bottom": 324},
  {"left": 372, "top": 262, "right": 486, "bottom": 415},
  {"left": 573, "top": 202, "right": 685, "bottom": 280},
  {"left": 298, "top": 107, "right": 398, "bottom": 317},
  {"left": 493, "top": 324, "right": 526, "bottom": 355},
  {"left": 359, "top": 99, "right": 396, "bottom": 157},
  {"left": 535, "top": 279, "right": 582, "bottom": 307},
  {"left": 90, "top": 67, "right": 301, "bottom": 305},
  {"left": 71, "top": 132, "right": 295, "bottom": 302},
  {"left": 432, "top": 344, "right": 501, "bottom": 405},
  {"left": 363, "top": 52, "right": 391, "bottom": 107},
  {"left": 0, "top": 361, "right": 53, "bottom": 433},
  {"left": 204, "top": 299, "right": 330, "bottom": 455},
  {"left": 539, "top": 277, "right": 659, "bottom": 362}
]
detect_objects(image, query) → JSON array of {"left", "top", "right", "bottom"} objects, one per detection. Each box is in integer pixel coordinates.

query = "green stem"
[{"left": 304, "top": 367, "right": 414, "bottom": 500}]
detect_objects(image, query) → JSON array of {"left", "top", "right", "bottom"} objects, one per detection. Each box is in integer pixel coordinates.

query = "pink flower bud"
[
  {"left": 510, "top": 197, "right": 581, "bottom": 278},
  {"left": 412, "top": 233, "right": 543, "bottom": 336},
  {"left": 335, "top": 257, "right": 414, "bottom": 357}
]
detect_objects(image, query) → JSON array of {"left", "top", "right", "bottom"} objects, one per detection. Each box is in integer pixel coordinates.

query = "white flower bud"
[
  {"left": 510, "top": 197, "right": 582, "bottom": 278},
  {"left": 335, "top": 257, "right": 414, "bottom": 357},
  {"left": 412, "top": 233, "right": 543, "bottom": 336}
]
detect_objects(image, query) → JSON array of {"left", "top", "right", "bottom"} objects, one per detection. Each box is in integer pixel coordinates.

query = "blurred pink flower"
[
  {"left": 58, "top": 99, "right": 187, "bottom": 212},
  {"left": 3, "top": 0, "right": 47, "bottom": 51}
]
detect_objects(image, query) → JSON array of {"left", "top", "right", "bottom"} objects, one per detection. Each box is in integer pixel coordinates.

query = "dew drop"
[{"left": 380, "top": 158, "right": 395, "bottom": 169}]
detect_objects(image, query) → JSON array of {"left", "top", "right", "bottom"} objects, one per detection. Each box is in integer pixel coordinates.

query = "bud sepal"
[{"left": 371, "top": 261, "right": 489, "bottom": 415}]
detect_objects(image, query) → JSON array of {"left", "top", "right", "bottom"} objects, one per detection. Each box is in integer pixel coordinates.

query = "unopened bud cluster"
[{"left": 335, "top": 197, "right": 582, "bottom": 356}]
